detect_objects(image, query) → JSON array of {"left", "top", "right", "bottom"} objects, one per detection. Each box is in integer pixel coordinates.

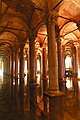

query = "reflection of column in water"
[
  {"left": 73, "top": 78, "right": 78, "bottom": 96},
  {"left": 78, "top": 81, "right": 80, "bottom": 100},
  {"left": 78, "top": 81, "right": 80, "bottom": 90},
  {"left": 73, "top": 78, "right": 78, "bottom": 109},
  {"left": 77, "top": 81, "right": 80, "bottom": 113}
]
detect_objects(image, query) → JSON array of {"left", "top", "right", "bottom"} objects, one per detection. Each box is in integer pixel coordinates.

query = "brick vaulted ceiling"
[{"left": 0, "top": 0, "right": 80, "bottom": 57}]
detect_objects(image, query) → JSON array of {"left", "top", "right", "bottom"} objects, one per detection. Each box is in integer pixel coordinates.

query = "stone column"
[
  {"left": 5, "top": 57, "right": 9, "bottom": 80},
  {"left": 44, "top": 12, "right": 64, "bottom": 120},
  {"left": 57, "top": 39, "right": 63, "bottom": 80},
  {"left": 15, "top": 50, "right": 18, "bottom": 105},
  {"left": 57, "top": 39, "right": 65, "bottom": 91},
  {"left": 47, "top": 18, "right": 59, "bottom": 92},
  {"left": 2, "top": 58, "right": 5, "bottom": 82},
  {"left": 11, "top": 52, "right": 14, "bottom": 100},
  {"left": 0, "top": 0, "right": 1, "bottom": 17},
  {"left": 72, "top": 47, "right": 78, "bottom": 96},
  {"left": 29, "top": 36, "right": 37, "bottom": 120},
  {"left": 5, "top": 58, "right": 8, "bottom": 83},
  {"left": 75, "top": 47, "right": 78, "bottom": 77},
  {"left": 73, "top": 47, "right": 77, "bottom": 77},
  {"left": 62, "top": 46, "right": 65, "bottom": 78},
  {"left": 19, "top": 46, "right": 24, "bottom": 114},
  {"left": 7, "top": 56, "right": 10, "bottom": 91},
  {"left": 78, "top": 47, "right": 80, "bottom": 78},
  {"left": 43, "top": 46, "right": 47, "bottom": 111},
  {"left": 26, "top": 48, "right": 30, "bottom": 104},
  {"left": 3, "top": 59, "right": 6, "bottom": 84}
]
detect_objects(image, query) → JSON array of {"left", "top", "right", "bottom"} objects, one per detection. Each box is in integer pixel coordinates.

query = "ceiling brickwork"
[{"left": 0, "top": 0, "right": 80, "bottom": 57}]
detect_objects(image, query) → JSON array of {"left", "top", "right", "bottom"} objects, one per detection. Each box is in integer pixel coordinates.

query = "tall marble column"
[
  {"left": 57, "top": 39, "right": 63, "bottom": 80},
  {"left": 62, "top": 46, "right": 65, "bottom": 78},
  {"left": 5, "top": 57, "right": 9, "bottom": 80},
  {"left": 7, "top": 56, "right": 10, "bottom": 91},
  {"left": 26, "top": 48, "right": 30, "bottom": 104},
  {"left": 2, "top": 57, "right": 6, "bottom": 84},
  {"left": 11, "top": 52, "right": 14, "bottom": 100},
  {"left": 43, "top": 45, "right": 47, "bottom": 111},
  {"left": 47, "top": 18, "right": 59, "bottom": 92},
  {"left": 0, "top": 0, "right": 1, "bottom": 17},
  {"left": 73, "top": 47, "right": 78, "bottom": 77},
  {"left": 72, "top": 47, "right": 78, "bottom": 97},
  {"left": 57, "top": 39, "right": 65, "bottom": 91},
  {"left": 15, "top": 50, "right": 18, "bottom": 105},
  {"left": 75, "top": 47, "right": 78, "bottom": 77},
  {"left": 19, "top": 46, "right": 24, "bottom": 114},
  {"left": 29, "top": 36, "right": 37, "bottom": 120},
  {"left": 44, "top": 13, "right": 64, "bottom": 120},
  {"left": 2, "top": 58, "right": 5, "bottom": 82},
  {"left": 78, "top": 47, "right": 80, "bottom": 78}
]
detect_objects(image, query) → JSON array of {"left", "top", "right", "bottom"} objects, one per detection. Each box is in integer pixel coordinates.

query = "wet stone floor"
[
  {"left": 63, "top": 77, "right": 80, "bottom": 120},
  {"left": 0, "top": 77, "right": 80, "bottom": 120},
  {"left": 0, "top": 84, "right": 24, "bottom": 120}
]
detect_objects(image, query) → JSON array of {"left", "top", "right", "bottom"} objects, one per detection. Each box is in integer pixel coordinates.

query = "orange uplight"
[{"left": 78, "top": 69, "right": 80, "bottom": 78}]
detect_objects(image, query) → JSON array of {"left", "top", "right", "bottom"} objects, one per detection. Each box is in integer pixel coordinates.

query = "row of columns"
[
  {"left": 4, "top": 18, "right": 64, "bottom": 120},
  {"left": 3, "top": 13, "right": 79, "bottom": 120},
  {"left": 9, "top": 47, "right": 25, "bottom": 114}
]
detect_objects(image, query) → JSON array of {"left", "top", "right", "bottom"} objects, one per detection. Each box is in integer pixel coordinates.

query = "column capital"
[
  {"left": 19, "top": 44, "right": 24, "bottom": 51},
  {"left": 14, "top": 47, "right": 19, "bottom": 53},
  {"left": 28, "top": 29, "right": 37, "bottom": 40},
  {"left": 56, "top": 37, "right": 62, "bottom": 43},
  {"left": 43, "top": 7, "right": 57, "bottom": 26},
  {"left": 45, "top": 13, "right": 55, "bottom": 25}
]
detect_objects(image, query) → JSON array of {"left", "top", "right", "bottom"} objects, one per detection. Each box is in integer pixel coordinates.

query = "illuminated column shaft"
[
  {"left": 78, "top": 47, "right": 80, "bottom": 77},
  {"left": 7, "top": 56, "right": 10, "bottom": 89},
  {"left": 44, "top": 13, "right": 64, "bottom": 120},
  {"left": 43, "top": 47, "right": 47, "bottom": 91},
  {"left": 5, "top": 57, "right": 8, "bottom": 83},
  {"left": 73, "top": 47, "right": 78, "bottom": 77},
  {"left": 11, "top": 52, "right": 14, "bottom": 100},
  {"left": 47, "top": 21, "right": 59, "bottom": 91},
  {"left": 43, "top": 46, "right": 47, "bottom": 111},
  {"left": 29, "top": 36, "right": 37, "bottom": 120},
  {"left": 29, "top": 38, "right": 36, "bottom": 83},
  {"left": 0, "top": 0, "right": 1, "bottom": 17},
  {"left": 4, "top": 58, "right": 6, "bottom": 81},
  {"left": 57, "top": 39, "right": 65, "bottom": 91},
  {"left": 6, "top": 56, "right": 10, "bottom": 79},
  {"left": 15, "top": 51, "right": 18, "bottom": 104},
  {"left": 26, "top": 49, "right": 30, "bottom": 103},
  {"left": 75, "top": 48, "right": 78, "bottom": 76},
  {"left": 62, "top": 46, "right": 65, "bottom": 77},
  {"left": 8, "top": 56, "right": 10, "bottom": 78},
  {"left": 2, "top": 59, "right": 5, "bottom": 81},
  {"left": 63, "top": 55, "right": 65, "bottom": 77},
  {"left": 19, "top": 46, "right": 24, "bottom": 113},
  {"left": 57, "top": 39, "right": 63, "bottom": 80}
]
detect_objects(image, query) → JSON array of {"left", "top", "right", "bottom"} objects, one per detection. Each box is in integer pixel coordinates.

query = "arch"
[
  {"left": 0, "top": 14, "right": 29, "bottom": 30},
  {"left": 0, "top": 40, "right": 15, "bottom": 52}
]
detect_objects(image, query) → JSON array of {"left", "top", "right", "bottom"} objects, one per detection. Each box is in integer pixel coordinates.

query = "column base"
[
  {"left": 44, "top": 90, "right": 65, "bottom": 120},
  {"left": 28, "top": 83, "right": 38, "bottom": 87},
  {"left": 44, "top": 90, "right": 65, "bottom": 98}
]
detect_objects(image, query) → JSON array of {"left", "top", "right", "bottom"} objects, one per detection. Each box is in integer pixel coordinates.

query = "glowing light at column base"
[
  {"left": 78, "top": 68, "right": 80, "bottom": 78},
  {"left": 66, "top": 77, "right": 73, "bottom": 89}
]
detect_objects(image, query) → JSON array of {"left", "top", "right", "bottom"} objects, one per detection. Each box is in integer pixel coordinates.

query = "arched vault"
[{"left": 0, "top": 0, "right": 80, "bottom": 58}]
